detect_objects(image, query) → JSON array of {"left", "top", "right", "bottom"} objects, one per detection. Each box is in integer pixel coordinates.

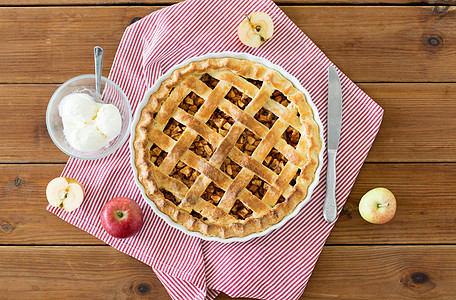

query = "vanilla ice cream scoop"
[
  {"left": 58, "top": 93, "right": 122, "bottom": 152},
  {"left": 95, "top": 104, "right": 122, "bottom": 140},
  {"left": 66, "top": 124, "right": 107, "bottom": 152},
  {"left": 59, "top": 93, "right": 100, "bottom": 123}
]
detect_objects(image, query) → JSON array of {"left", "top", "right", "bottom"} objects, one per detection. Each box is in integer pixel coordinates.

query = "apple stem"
[
  {"left": 377, "top": 203, "right": 389, "bottom": 208},
  {"left": 117, "top": 211, "right": 124, "bottom": 218},
  {"left": 244, "top": 13, "right": 251, "bottom": 23}
]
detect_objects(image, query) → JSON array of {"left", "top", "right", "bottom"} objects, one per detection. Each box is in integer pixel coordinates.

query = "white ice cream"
[
  {"left": 66, "top": 123, "right": 107, "bottom": 152},
  {"left": 95, "top": 104, "right": 122, "bottom": 140},
  {"left": 59, "top": 93, "right": 99, "bottom": 124},
  {"left": 58, "top": 93, "right": 122, "bottom": 152}
]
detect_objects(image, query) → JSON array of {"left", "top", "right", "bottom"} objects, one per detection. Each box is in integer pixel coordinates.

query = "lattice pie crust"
[{"left": 134, "top": 57, "right": 321, "bottom": 238}]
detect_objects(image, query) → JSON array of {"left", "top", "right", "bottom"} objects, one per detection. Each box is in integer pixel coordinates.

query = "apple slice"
[
  {"left": 46, "top": 177, "right": 85, "bottom": 212},
  {"left": 358, "top": 187, "right": 396, "bottom": 224},
  {"left": 238, "top": 12, "right": 274, "bottom": 48}
]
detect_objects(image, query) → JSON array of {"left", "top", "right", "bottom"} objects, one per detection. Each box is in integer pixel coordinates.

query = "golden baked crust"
[{"left": 133, "top": 57, "right": 321, "bottom": 238}]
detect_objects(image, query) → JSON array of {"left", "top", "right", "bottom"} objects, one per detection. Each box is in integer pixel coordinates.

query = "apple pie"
[{"left": 133, "top": 57, "right": 322, "bottom": 238}]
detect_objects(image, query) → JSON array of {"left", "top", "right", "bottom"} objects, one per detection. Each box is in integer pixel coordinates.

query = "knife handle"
[{"left": 323, "top": 150, "right": 338, "bottom": 223}]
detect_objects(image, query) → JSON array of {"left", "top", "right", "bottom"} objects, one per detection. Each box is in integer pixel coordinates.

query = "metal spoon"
[{"left": 94, "top": 46, "right": 104, "bottom": 103}]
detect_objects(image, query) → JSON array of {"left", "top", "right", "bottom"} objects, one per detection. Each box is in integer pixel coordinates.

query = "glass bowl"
[{"left": 46, "top": 75, "right": 131, "bottom": 160}]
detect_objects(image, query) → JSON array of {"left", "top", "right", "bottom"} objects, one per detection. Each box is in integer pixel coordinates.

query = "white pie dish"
[{"left": 130, "top": 51, "right": 325, "bottom": 243}]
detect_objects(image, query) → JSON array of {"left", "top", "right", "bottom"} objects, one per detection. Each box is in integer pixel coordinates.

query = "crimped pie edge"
[{"left": 131, "top": 53, "right": 324, "bottom": 241}]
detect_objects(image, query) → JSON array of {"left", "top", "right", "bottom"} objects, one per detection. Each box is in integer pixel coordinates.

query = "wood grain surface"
[
  {"left": 1, "top": 1, "right": 455, "bottom": 299},
  {"left": 1, "top": 245, "right": 455, "bottom": 299},
  {"left": 1, "top": 6, "right": 456, "bottom": 83}
]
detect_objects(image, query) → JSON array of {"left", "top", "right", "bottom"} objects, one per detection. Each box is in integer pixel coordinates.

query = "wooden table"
[{"left": 1, "top": 0, "right": 455, "bottom": 299}]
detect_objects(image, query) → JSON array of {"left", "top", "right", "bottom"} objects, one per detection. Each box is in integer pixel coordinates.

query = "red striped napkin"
[{"left": 47, "top": 0, "right": 383, "bottom": 299}]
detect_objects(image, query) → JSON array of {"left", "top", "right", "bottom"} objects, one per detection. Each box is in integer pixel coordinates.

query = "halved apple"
[
  {"left": 46, "top": 177, "right": 85, "bottom": 212},
  {"left": 238, "top": 12, "right": 274, "bottom": 48}
]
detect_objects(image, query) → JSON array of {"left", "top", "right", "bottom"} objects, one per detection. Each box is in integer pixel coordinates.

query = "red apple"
[
  {"left": 100, "top": 197, "right": 144, "bottom": 238},
  {"left": 358, "top": 188, "right": 397, "bottom": 224}
]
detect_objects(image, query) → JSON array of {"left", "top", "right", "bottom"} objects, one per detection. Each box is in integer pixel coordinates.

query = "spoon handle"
[{"left": 94, "top": 46, "right": 104, "bottom": 98}]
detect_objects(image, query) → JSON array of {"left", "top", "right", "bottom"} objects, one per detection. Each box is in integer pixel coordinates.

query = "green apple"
[{"left": 358, "top": 188, "right": 396, "bottom": 224}]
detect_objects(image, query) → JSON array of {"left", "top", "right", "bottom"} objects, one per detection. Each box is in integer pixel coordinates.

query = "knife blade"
[{"left": 323, "top": 66, "right": 343, "bottom": 223}]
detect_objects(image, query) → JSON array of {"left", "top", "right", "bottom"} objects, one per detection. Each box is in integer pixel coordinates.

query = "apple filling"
[
  {"left": 254, "top": 107, "right": 278, "bottom": 128},
  {"left": 201, "top": 182, "right": 224, "bottom": 205},
  {"left": 220, "top": 157, "right": 242, "bottom": 179},
  {"left": 179, "top": 92, "right": 205, "bottom": 116},
  {"left": 161, "top": 189, "right": 181, "bottom": 206},
  {"left": 191, "top": 210, "right": 203, "bottom": 219},
  {"left": 245, "top": 78, "right": 263, "bottom": 89},
  {"left": 163, "top": 118, "right": 186, "bottom": 141},
  {"left": 289, "top": 169, "right": 301, "bottom": 187},
  {"left": 150, "top": 144, "right": 167, "bottom": 167},
  {"left": 246, "top": 175, "right": 287, "bottom": 204},
  {"left": 271, "top": 90, "right": 290, "bottom": 107},
  {"left": 236, "top": 128, "right": 261, "bottom": 156},
  {"left": 200, "top": 73, "right": 219, "bottom": 88},
  {"left": 170, "top": 162, "right": 200, "bottom": 188},
  {"left": 226, "top": 87, "right": 252, "bottom": 109},
  {"left": 230, "top": 199, "right": 253, "bottom": 220},
  {"left": 207, "top": 108, "right": 235, "bottom": 137},
  {"left": 263, "top": 148, "right": 287, "bottom": 175},
  {"left": 282, "top": 125, "right": 301, "bottom": 149},
  {"left": 247, "top": 175, "right": 269, "bottom": 200},
  {"left": 190, "top": 135, "right": 214, "bottom": 160}
]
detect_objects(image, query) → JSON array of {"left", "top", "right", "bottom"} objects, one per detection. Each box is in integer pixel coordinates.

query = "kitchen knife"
[{"left": 323, "top": 66, "right": 343, "bottom": 223}]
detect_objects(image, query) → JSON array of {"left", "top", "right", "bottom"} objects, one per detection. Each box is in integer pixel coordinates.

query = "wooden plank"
[
  {"left": 2, "top": 0, "right": 455, "bottom": 5},
  {"left": 1, "top": 83, "right": 455, "bottom": 163},
  {"left": 0, "top": 6, "right": 162, "bottom": 84},
  {"left": 0, "top": 6, "right": 456, "bottom": 83},
  {"left": 1, "top": 245, "right": 455, "bottom": 299},
  {"left": 0, "top": 85, "right": 68, "bottom": 163},
  {"left": 300, "top": 245, "right": 456, "bottom": 299},
  {"left": 328, "top": 162, "right": 456, "bottom": 244},
  {"left": 0, "top": 246, "right": 170, "bottom": 299},
  {"left": 0, "top": 164, "right": 103, "bottom": 245},
  {"left": 289, "top": 5, "right": 456, "bottom": 83},
  {"left": 1, "top": 163, "right": 455, "bottom": 245},
  {"left": 359, "top": 83, "right": 456, "bottom": 163}
]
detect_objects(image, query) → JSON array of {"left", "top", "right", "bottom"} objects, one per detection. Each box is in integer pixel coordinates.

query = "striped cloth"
[{"left": 47, "top": 0, "right": 384, "bottom": 299}]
